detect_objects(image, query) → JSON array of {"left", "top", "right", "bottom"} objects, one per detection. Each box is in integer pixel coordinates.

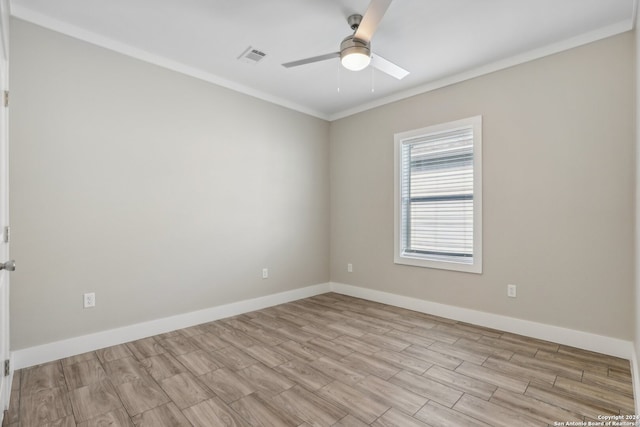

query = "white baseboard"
[
  {"left": 12, "top": 283, "right": 331, "bottom": 369},
  {"left": 329, "top": 282, "right": 635, "bottom": 360},
  {"left": 12, "top": 281, "right": 635, "bottom": 370},
  {"left": 631, "top": 346, "right": 640, "bottom": 416}
]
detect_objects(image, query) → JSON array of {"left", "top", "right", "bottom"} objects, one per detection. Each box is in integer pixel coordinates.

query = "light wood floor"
[{"left": 2, "top": 293, "right": 635, "bottom": 426}]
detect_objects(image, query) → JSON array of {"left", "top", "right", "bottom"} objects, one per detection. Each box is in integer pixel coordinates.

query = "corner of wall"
[{"left": 633, "top": 0, "right": 640, "bottom": 411}]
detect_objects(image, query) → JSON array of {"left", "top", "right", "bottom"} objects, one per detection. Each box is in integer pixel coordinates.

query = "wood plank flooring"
[{"left": 2, "top": 293, "right": 635, "bottom": 426}]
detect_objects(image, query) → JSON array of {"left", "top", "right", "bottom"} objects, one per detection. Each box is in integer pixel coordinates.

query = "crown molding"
[
  {"left": 329, "top": 20, "right": 633, "bottom": 121},
  {"left": 10, "top": 4, "right": 634, "bottom": 123},
  {"left": 10, "top": 5, "right": 330, "bottom": 121}
]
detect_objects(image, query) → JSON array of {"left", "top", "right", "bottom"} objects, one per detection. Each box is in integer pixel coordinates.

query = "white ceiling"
[{"left": 10, "top": 0, "right": 637, "bottom": 120}]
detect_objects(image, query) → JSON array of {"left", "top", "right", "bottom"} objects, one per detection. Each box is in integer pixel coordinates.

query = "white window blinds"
[{"left": 395, "top": 116, "right": 482, "bottom": 273}]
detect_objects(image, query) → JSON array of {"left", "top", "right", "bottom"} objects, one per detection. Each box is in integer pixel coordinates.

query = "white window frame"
[{"left": 394, "top": 116, "right": 482, "bottom": 274}]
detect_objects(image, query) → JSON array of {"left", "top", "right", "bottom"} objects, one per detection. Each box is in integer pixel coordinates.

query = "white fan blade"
[
  {"left": 282, "top": 52, "right": 339, "bottom": 68},
  {"left": 354, "top": 0, "right": 392, "bottom": 43},
  {"left": 371, "top": 54, "right": 409, "bottom": 80}
]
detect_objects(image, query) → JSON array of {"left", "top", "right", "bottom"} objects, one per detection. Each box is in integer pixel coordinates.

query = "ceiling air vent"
[{"left": 238, "top": 46, "right": 266, "bottom": 64}]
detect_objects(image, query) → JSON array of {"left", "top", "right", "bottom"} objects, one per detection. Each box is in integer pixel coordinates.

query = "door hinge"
[
  {"left": 3, "top": 359, "right": 8, "bottom": 376},
  {"left": 3, "top": 90, "right": 8, "bottom": 108},
  {"left": 3, "top": 226, "right": 8, "bottom": 243}
]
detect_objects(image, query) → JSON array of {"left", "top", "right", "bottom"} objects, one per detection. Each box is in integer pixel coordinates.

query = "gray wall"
[
  {"left": 330, "top": 33, "right": 635, "bottom": 340},
  {"left": 10, "top": 19, "right": 330, "bottom": 349},
  {"left": 9, "top": 18, "right": 635, "bottom": 350}
]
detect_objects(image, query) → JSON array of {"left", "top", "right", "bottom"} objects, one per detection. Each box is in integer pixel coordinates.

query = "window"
[{"left": 394, "top": 116, "right": 482, "bottom": 273}]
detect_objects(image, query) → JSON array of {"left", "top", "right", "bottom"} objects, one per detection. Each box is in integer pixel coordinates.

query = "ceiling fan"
[{"left": 282, "top": 0, "right": 409, "bottom": 80}]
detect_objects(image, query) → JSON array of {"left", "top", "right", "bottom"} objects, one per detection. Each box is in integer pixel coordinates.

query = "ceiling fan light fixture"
[
  {"left": 340, "top": 36, "right": 371, "bottom": 71},
  {"left": 341, "top": 49, "right": 371, "bottom": 71}
]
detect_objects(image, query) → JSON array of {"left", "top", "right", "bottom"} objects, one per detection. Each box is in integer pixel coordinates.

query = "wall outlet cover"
[{"left": 83, "top": 292, "right": 96, "bottom": 308}]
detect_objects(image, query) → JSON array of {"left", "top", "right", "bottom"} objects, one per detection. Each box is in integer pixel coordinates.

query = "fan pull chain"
[
  {"left": 337, "top": 60, "right": 342, "bottom": 93},
  {"left": 371, "top": 64, "right": 375, "bottom": 92}
]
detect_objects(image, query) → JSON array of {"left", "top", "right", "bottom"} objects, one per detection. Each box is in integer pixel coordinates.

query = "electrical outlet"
[
  {"left": 83, "top": 292, "right": 96, "bottom": 308},
  {"left": 262, "top": 268, "right": 269, "bottom": 279},
  {"left": 347, "top": 263, "right": 353, "bottom": 273},
  {"left": 507, "top": 284, "right": 517, "bottom": 298}
]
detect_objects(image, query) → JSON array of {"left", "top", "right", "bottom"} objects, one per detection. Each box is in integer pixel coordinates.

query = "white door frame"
[{"left": 0, "top": 0, "right": 10, "bottom": 420}]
